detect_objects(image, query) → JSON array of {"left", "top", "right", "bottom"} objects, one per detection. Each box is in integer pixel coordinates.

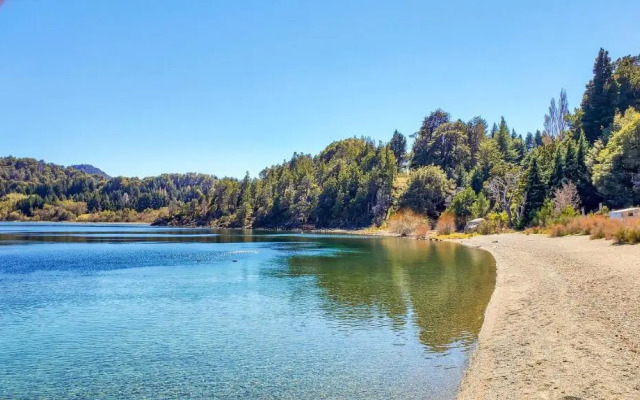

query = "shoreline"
[
  {"left": 0, "top": 220, "right": 151, "bottom": 225},
  {"left": 452, "top": 233, "right": 640, "bottom": 399}
]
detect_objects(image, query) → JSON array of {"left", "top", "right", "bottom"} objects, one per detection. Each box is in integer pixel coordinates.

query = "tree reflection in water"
[{"left": 285, "top": 237, "right": 495, "bottom": 352}]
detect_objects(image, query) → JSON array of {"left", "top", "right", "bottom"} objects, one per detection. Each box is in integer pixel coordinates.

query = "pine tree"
[
  {"left": 525, "top": 132, "right": 534, "bottom": 151},
  {"left": 534, "top": 130, "right": 544, "bottom": 147},
  {"left": 490, "top": 123, "right": 498, "bottom": 138},
  {"left": 389, "top": 130, "right": 407, "bottom": 169},
  {"left": 467, "top": 116, "right": 487, "bottom": 167},
  {"left": 549, "top": 147, "right": 566, "bottom": 189},
  {"left": 494, "top": 117, "right": 515, "bottom": 161},
  {"left": 564, "top": 140, "right": 579, "bottom": 183},
  {"left": 237, "top": 172, "right": 253, "bottom": 226},
  {"left": 581, "top": 48, "right": 618, "bottom": 143},
  {"left": 523, "top": 157, "right": 546, "bottom": 225},
  {"left": 574, "top": 131, "right": 600, "bottom": 210}
]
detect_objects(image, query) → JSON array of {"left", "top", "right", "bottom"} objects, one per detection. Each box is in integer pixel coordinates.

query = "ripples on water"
[{"left": 0, "top": 223, "right": 495, "bottom": 399}]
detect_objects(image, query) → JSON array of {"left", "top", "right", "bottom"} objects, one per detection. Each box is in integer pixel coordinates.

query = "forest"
[{"left": 1, "top": 48, "right": 639, "bottom": 231}]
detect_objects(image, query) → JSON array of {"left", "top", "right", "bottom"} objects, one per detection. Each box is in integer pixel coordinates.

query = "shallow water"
[{"left": 0, "top": 223, "right": 495, "bottom": 399}]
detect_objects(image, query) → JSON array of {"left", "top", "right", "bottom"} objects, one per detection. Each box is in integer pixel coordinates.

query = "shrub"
[
  {"left": 549, "top": 224, "right": 568, "bottom": 237},
  {"left": 414, "top": 223, "right": 431, "bottom": 239},
  {"left": 532, "top": 199, "right": 554, "bottom": 227},
  {"left": 548, "top": 214, "right": 640, "bottom": 244},
  {"left": 436, "top": 212, "right": 456, "bottom": 235},
  {"left": 470, "top": 192, "right": 491, "bottom": 219},
  {"left": 477, "top": 211, "right": 509, "bottom": 235},
  {"left": 387, "top": 209, "right": 429, "bottom": 236},
  {"left": 552, "top": 181, "right": 580, "bottom": 215},
  {"left": 625, "top": 228, "right": 639, "bottom": 244},
  {"left": 448, "top": 187, "right": 477, "bottom": 229}
]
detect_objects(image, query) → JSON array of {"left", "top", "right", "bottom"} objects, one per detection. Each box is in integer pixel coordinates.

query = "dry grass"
[
  {"left": 387, "top": 209, "right": 430, "bottom": 237},
  {"left": 435, "top": 232, "right": 475, "bottom": 240},
  {"left": 436, "top": 212, "right": 456, "bottom": 235},
  {"left": 549, "top": 214, "right": 640, "bottom": 244}
]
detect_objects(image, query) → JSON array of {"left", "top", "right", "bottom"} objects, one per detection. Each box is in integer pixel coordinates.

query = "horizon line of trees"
[{"left": 1, "top": 48, "right": 639, "bottom": 229}]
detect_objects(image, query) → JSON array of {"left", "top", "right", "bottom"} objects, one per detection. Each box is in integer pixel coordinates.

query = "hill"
[{"left": 70, "top": 164, "right": 110, "bottom": 179}]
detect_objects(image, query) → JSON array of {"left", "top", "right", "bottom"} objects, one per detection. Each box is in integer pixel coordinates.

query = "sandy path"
[{"left": 455, "top": 234, "right": 640, "bottom": 400}]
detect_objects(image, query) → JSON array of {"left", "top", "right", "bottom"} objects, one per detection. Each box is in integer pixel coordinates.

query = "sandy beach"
[{"left": 454, "top": 234, "right": 640, "bottom": 399}]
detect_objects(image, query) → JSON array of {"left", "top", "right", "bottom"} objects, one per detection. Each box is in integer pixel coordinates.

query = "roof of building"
[{"left": 610, "top": 207, "right": 640, "bottom": 213}]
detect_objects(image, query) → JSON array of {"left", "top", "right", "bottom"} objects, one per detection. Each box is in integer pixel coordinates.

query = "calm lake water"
[{"left": 0, "top": 223, "right": 495, "bottom": 399}]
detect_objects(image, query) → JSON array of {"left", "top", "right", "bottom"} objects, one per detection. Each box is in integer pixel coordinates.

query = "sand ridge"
[{"left": 455, "top": 234, "right": 640, "bottom": 400}]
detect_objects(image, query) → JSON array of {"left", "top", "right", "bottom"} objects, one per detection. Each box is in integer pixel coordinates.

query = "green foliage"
[
  {"left": 447, "top": 188, "right": 477, "bottom": 228},
  {"left": 549, "top": 147, "right": 565, "bottom": 189},
  {"left": 522, "top": 157, "right": 546, "bottom": 225},
  {"left": 613, "top": 55, "right": 640, "bottom": 113},
  {"left": 591, "top": 108, "right": 640, "bottom": 207},
  {"left": 494, "top": 117, "right": 517, "bottom": 162},
  {"left": 471, "top": 192, "right": 491, "bottom": 219},
  {"left": 532, "top": 199, "right": 555, "bottom": 227},
  {"left": 477, "top": 212, "right": 509, "bottom": 234},
  {"left": 581, "top": 48, "right": 618, "bottom": 143},
  {"left": 411, "top": 109, "right": 450, "bottom": 168},
  {"left": 534, "top": 130, "right": 544, "bottom": 147},
  {"left": 389, "top": 130, "right": 407, "bottom": 169},
  {"left": 467, "top": 116, "right": 488, "bottom": 166},
  {"left": 525, "top": 132, "right": 535, "bottom": 152},
  {"left": 400, "top": 166, "right": 454, "bottom": 219},
  {"left": 426, "top": 121, "right": 472, "bottom": 178}
]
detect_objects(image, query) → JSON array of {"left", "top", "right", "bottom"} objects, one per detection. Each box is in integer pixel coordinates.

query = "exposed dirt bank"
[{"left": 454, "top": 234, "right": 640, "bottom": 400}]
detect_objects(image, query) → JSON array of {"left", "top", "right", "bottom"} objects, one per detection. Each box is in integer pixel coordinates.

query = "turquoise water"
[{"left": 0, "top": 223, "right": 495, "bottom": 399}]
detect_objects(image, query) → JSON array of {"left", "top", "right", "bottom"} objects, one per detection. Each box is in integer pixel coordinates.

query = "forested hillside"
[
  {"left": 1, "top": 48, "right": 639, "bottom": 229},
  {"left": 0, "top": 157, "right": 217, "bottom": 222},
  {"left": 70, "top": 164, "right": 111, "bottom": 179}
]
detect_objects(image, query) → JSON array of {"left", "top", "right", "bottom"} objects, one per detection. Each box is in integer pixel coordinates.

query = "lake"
[{"left": 0, "top": 223, "right": 495, "bottom": 399}]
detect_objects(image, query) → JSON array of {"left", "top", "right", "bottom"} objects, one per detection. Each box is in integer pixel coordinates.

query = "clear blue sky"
[{"left": 1, "top": 1, "right": 639, "bottom": 178}]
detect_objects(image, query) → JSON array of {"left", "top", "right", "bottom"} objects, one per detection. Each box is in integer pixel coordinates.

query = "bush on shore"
[
  {"left": 436, "top": 212, "right": 456, "bottom": 235},
  {"left": 387, "top": 209, "right": 430, "bottom": 238},
  {"left": 477, "top": 212, "right": 509, "bottom": 235},
  {"left": 549, "top": 214, "right": 640, "bottom": 244}
]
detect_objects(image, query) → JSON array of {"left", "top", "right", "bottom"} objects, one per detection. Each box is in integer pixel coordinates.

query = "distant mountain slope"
[{"left": 70, "top": 164, "right": 111, "bottom": 179}]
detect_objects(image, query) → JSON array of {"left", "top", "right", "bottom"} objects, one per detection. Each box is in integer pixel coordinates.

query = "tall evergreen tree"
[
  {"left": 575, "top": 131, "right": 600, "bottom": 210},
  {"left": 564, "top": 140, "right": 579, "bottom": 183},
  {"left": 389, "top": 130, "right": 407, "bottom": 169},
  {"left": 525, "top": 132, "right": 535, "bottom": 151},
  {"left": 581, "top": 48, "right": 617, "bottom": 143},
  {"left": 534, "top": 130, "right": 544, "bottom": 147},
  {"left": 512, "top": 136, "right": 526, "bottom": 163},
  {"left": 490, "top": 123, "right": 498, "bottom": 138},
  {"left": 523, "top": 157, "right": 546, "bottom": 225},
  {"left": 549, "top": 147, "right": 566, "bottom": 189},
  {"left": 494, "top": 117, "right": 515, "bottom": 161},
  {"left": 467, "top": 116, "right": 487, "bottom": 167},
  {"left": 411, "top": 109, "right": 450, "bottom": 168}
]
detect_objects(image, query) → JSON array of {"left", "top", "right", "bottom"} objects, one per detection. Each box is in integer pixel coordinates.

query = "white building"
[{"left": 609, "top": 207, "right": 640, "bottom": 220}]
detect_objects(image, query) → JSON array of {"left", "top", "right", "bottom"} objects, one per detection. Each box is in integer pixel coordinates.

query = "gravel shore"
[{"left": 455, "top": 233, "right": 640, "bottom": 400}]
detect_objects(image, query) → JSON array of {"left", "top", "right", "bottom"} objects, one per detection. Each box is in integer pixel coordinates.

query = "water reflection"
[{"left": 285, "top": 238, "right": 495, "bottom": 352}]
